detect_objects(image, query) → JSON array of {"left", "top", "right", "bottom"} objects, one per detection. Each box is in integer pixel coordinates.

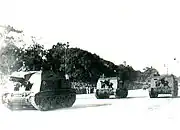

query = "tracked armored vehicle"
[
  {"left": 1, "top": 70, "right": 76, "bottom": 111},
  {"left": 148, "top": 74, "right": 178, "bottom": 98},
  {"left": 95, "top": 77, "right": 128, "bottom": 99}
]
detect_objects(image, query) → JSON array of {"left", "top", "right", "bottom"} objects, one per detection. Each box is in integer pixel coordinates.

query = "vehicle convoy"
[
  {"left": 95, "top": 77, "right": 128, "bottom": 99},
  {"left": 1, "top": 70, "right": 76, "bottom": 111},
  {"left": 148, "top": 74, "right": 178, "bottom": 98}
]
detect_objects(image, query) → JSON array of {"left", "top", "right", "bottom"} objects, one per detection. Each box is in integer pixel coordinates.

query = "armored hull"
[
  {"left": 1, "top": 70, "right": 76, "bottom": 111},
  {"left": 95, "top": 77, "right": 128, "bottom": 99},
  {"left": 148, "top": 74, "right": 178, "bottom": 98},
  {"left": 2, "top": 92, "right": 33, "bottom": 109}
]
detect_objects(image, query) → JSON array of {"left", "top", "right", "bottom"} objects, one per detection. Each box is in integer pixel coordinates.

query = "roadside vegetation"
[{"left": 0, "top": 25, "right": 160, "bottom": 92}]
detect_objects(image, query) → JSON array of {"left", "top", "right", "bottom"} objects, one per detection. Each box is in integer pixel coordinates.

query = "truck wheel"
[{"left": 115, "top": 88, "right": 128, "bottom": 98}]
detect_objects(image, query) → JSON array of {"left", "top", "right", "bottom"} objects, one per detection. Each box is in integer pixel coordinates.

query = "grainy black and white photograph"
[{"left": 0, "top": 0, "right": 180, "bottom": 130}]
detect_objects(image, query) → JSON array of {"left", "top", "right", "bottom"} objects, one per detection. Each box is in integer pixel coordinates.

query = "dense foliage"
[{"left": 0, "top": 25, "right": 160, "bottom": 86}]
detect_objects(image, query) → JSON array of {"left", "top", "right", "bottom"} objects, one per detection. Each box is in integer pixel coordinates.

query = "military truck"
[
  {"left": 1, "top": 70, "right": 76, "bottom": 111},
  {"left": 148, "top": 74, "right": 178, "bottom": 98},
  {"left": 95, "top": 77, "right": 128, "bottom": 99}
]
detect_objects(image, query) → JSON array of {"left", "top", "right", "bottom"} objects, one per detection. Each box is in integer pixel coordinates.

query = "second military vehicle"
[
  {"left": 1, "top": 70, "right": 76, "bottom": 111},
  {"left": 95, "top": 77, "right": 128, "bottom": 99},
  {"left": 148, "top": 74, "right": 178, "bottom": 98}
]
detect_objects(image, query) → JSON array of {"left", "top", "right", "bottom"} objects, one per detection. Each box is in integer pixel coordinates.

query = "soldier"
[
  {"left": 101, "top": 81, "right": 105, "bottom": 88},
  {"left": 160, "top": 78, "right": 166, "bottom": 85},
  {"left": 109, "top": 82, "right": 113, "bottom": 89},
  {"left": 18, "top": 62, "right": 27, "bottom": 72},
  {"left": 104, "top": 79, "right": 109, "bottom": 88},
  {"left": 164, "top": 80, "right": 169, "bottom": 87}
]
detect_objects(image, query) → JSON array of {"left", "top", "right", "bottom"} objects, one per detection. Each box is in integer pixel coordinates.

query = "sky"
[{"left": 0, "top": 0, "right": 180, "bottom": 76}]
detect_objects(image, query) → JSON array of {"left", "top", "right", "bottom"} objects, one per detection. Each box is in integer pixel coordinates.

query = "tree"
[
  {"left": 0, "top": 43, "right": 23, "bottom": 74},
  {"left": 0, "top": 25, "right": 47, "bottom": 73},
  {"left": 142, "top": 66, "right": 160, "bottom": 82},
  {"left": 0, "top": 25, "right": 161, "bottom": 86},
  {"left": 0, "top": 25, "right": 24, "bottom": 48},
  {"left": 0, "top": 25, "right": 25, "bottom": 74},
  {"left": 45, "top": 42, "right": 68, "bottom": 72},
  {"left": 45, "top": 43, "right": 120, "bottom": 83},
  {"left": 22, "top": 42, "right": 45, "bottom": 71},
  {"left": 117, "top": 65, "right": 132, "bottom": 85}
]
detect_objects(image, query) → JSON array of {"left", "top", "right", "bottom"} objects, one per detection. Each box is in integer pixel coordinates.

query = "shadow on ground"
[
  {"left": 154, "top": 96, "right": 180, "bottom": 98},
  {"left": 99, "top": 96, "right": 148, "bottom": 99},
  {"left": 7, "top": 106, "right": 36, "bottom": 111},
  {"left": 98, "top": 95, "right": 180, "bottom": 99},
  {"left": 126, "top": 96, "right": 148, "bottom": 99},
  {"left": 70, "top": 103, "right": 112, "bottom": 109},
  {"left": 5, "top": 103, "right": 112, "bottom": 111}
]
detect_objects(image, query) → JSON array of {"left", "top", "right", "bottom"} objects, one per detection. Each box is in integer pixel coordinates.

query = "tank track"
[
  {"left": 149, "top": 88, "right": 158, "bottom": 98},
  {"left": 30, "top": 89, "right": 76, "bottom": 111},
  {"left": 115, "top": 88, "right": 128, "bottom": 98},
  {"left": 95, "top": 89, "right": 109, "bottom": 99},
  {"left": 171, "top": 89, "right": 178, "bottom": 98}
]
